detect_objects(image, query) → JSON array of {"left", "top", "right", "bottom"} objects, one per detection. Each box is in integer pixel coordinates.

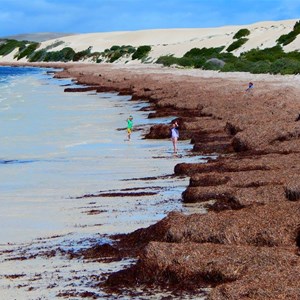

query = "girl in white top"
[{"left": 170, "top": 121, "right": 179, "bottom": 153}]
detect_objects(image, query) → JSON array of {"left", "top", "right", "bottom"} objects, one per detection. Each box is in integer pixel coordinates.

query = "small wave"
[
  {"left": 0, "top": 159, "right": 38, "bottom": 165},
  {"left": 64, "top": 141, "right": 89, "bottom": 148}
]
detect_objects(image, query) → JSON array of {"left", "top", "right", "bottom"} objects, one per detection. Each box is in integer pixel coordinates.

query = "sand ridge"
[{"left": 1, "top": 19, "right": 299, "bottom": 63}]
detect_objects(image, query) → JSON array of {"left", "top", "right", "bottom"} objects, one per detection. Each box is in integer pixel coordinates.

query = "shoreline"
[{"left": 3, "top": 62, "right": 300, "bottom": 298}]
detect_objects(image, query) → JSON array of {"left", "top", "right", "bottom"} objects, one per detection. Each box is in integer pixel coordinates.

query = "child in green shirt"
[{"left": 126, "top": 115, "right": 133, "bottom": 141}]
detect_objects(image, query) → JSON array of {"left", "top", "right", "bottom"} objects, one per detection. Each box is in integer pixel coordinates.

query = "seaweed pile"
[{"left": 54, "top": 64, "right": 300, "bottom": 299}]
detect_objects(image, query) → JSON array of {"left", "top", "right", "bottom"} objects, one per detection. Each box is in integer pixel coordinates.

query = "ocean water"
[{"left": 0, "top": 66, "right": 209, "bottom": 299}]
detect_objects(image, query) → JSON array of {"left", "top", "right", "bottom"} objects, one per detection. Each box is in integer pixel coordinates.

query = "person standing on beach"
[
  {"left": 246, "top": 82, "right": 254, "bottom": 92},
  {"left": 126, "top": 115, "right": 133, "bottom": 141},
  {"left": 170, "top": 120, "right": 179, "bottom": 153}
]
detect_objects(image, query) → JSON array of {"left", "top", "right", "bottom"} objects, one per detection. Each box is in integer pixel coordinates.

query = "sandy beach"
[
  {"left": 58, "top": 62, "right": 300, "bottom": 299},
  {"left": 2, "top": 60, "right": 300, "bottom": 298}
]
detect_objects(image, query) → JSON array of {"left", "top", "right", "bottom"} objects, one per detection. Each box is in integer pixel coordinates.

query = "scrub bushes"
[
  {"left": 226, "top": 38, "right": 248, "bottom": 52},
  {"left": 269, "top": 58, "right": 300, "bottom": 75},
  {"left": 156, "top": 55, "right": 179, "bottom": 66},
  {"left": 29, "top": 49, "right": 47, "bottom": 62},
  {"left": 132, "top": 45, "right": 151, "bottom": 60},
  {"left": 0, "top": 39, "right": 27, "bottom": 56},
  {"left": 277, "top": 20, "right": 300, "bottom": 46},
  {"left": 30, "top": 47, "right": 75, "bottom": 62},
  {"left": 233, "top": 28, "right": 250, "bottom": 39},
  {"left": 105, "top": 45, "right": 136, "bottom": 62},
  {"left": 241, "top": 45, "right": 284, "bottom": 62},
  {"left": 184, "top": 46, "right": 225, "bottom": 58},
  {"left": 156, "top": 47, "right": 232, "bottom": 70},
  {"left": 15, "top": 42, "right": 40, "bottom": 60},
  {"left": 73, "top": 47, "right": 92, "bottom": 61}
]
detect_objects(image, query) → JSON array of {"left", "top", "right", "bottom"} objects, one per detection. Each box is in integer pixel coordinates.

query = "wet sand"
[{"left": 2, "top": 62, "right": 300, "bottom": 299}]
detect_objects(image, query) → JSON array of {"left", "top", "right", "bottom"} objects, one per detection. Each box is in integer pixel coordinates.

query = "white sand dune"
[
  {"left": 1, "top": 19, "right": 299, "bottom": 63},
  {"left": 40, "top": 19, "right": 299, "bottom": 57}
]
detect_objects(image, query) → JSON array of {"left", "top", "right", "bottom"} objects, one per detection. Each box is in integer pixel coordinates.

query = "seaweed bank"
[{"left": 6, "top": 62, "right": 300, "bottom": 298}]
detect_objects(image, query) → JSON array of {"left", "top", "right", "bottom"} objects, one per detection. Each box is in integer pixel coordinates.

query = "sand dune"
[
  {"left": 1, "top": 19, "right": 299, "bottom": 63},
  {"left": 39, "top": 19, "right": 299, "bottom": 60}
]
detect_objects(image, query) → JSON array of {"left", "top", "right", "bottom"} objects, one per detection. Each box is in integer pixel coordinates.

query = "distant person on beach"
[
  {"left": 170, "top": 120, "right": 179, "bottom": 153},
  {"left": 126, "top": 115, "right": 133, "bottom": 141},
  {"left": 246, "top": 82, "right": 254, "bottom": 92}
]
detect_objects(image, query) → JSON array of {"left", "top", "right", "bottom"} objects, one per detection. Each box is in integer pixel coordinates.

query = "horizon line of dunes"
[{"left": 1, "top": 20, "right": 300, "bottom": 75}]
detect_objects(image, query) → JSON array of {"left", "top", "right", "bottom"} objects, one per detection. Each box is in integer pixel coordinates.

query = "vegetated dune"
[
  {"left": 0, "top": 19, "right": 299, "bottom": 64},
  {"left": 39, "top": 19, "right": 300, "bottom": 59}
]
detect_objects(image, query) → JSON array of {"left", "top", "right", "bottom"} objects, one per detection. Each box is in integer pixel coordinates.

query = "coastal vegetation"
[
  {"left": 156, "top": 44, "right": 300, "bottom": 75},
  {"left": 0, "top": 20, "right": 300, "bottom": 74},
  {"left": 0, "top": 39, "right": 152, "bottom": 64},
  {"left": 15, "top": 42, "right": 39, "bottom": 60},
  {"left": 226, "top": 38, "right": 248, "bottom": 52},
  {"left": 0, "top": 39, "right": 29, "bottom": 56},
  {"left": 233, "top": 28, "right": 250, "bottom": 39},
  {"left": 277, "top": 20, "right": 300, "bottom": 45},
  {"left": 132, "top": 45, "right": 151, "bottom": 60}
]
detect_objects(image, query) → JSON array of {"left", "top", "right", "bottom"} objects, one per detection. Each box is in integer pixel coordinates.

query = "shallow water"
[{"left": 0, "top": 67, "right": 209, "bottom": 299}]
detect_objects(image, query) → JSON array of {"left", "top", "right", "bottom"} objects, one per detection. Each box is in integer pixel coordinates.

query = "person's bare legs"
[{"left": 172, "top": 137, "right": 177, "bottom": 153}]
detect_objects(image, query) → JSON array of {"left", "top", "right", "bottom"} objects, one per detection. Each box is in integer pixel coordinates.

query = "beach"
[
  {"left": 0, "top": 64, "right": 208, "bottom": 299},
  {"left": 1, "top": 61, "right": 300, "bottom": 298},
  {"left": 54, "top": 63, "right": 300, "bottom": 299}
]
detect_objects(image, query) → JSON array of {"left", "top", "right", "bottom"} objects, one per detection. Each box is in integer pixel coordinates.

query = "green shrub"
[
  {"left": 202, "top": 61, "right": 222, "bottom": 70},
  {"left": 89, "top": 52, "right": 102, "bottom": 63},
  {"left": 99, "top": 45, "right": 136, "bottom": 62},
  {"left": 241, "top": 45, "right": 284, "bottom": 62},
  {"left": 16, "top": 42, "right": 40, "bottom": 60},
  {"left": 44, "top": 47, "right": 76, "bottom": 62},
  {"left": 132, "top": 45, "right": 151, "bottom": 60},
  {"left": 277, "top": 20, "right": 300, "bottom": 46},
  {"left": 222, "top": 59, "right": 254, "bottom": 72},
  {"left": 233, "top": 28, "right": 250, "bottom": 39},
  {"left": 110, "top": 45, "right": 121, "bottom": 51},
  {"left": 109, "top": 51, "right": 123, "bottom": 62},
  {"left": 120, "top": 45, "right": 136, "bottom": 55},
  {"left": 156, "top": 55, "right": 179, "bottom": 66},
  {"left": 44, "top": 41, "right": 64, "bottom": 51},
  {"left": 294, "top": 20, "right": 300, "bottom": 31},
  {"left": 270, "top": 58, "right": 300, "bottom": 74},
  {"left": 216, "top": 52, "right": 237, "bottom": 63},
  {"left": 249, "top": 60, "right": 271, "bottom": 74},
  {"left": 193, "top": 58, "right": 206, "bottom": 68},
  {"left": 277, "top": 33, "right": 297, "bottom": 46},
  {"left": 156, "top": 55, "right": 205, "bottom": 68},
  {"left": 226, "top": 38, "right": 248, "bottom": 52},
  {"left": 0, "top": 39, "right": 26, "bottom": 56},
  {"left": 183, "top": 46, "right": 225, "bottom": 58},
  {"left": 29, "top": 49, "right": 47, "bottom": 62},
  {"left": 176, "top": 56, "right": 196, "bottom": 67},
  {"left": 286, "top": 50, "right": 300, "bottom": 61},
  {"left": 73, "top": 47, "right": 92, "bottom": 61},
  {"left": 126, "top": 46, "right": 136, "bottom": 54}
]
